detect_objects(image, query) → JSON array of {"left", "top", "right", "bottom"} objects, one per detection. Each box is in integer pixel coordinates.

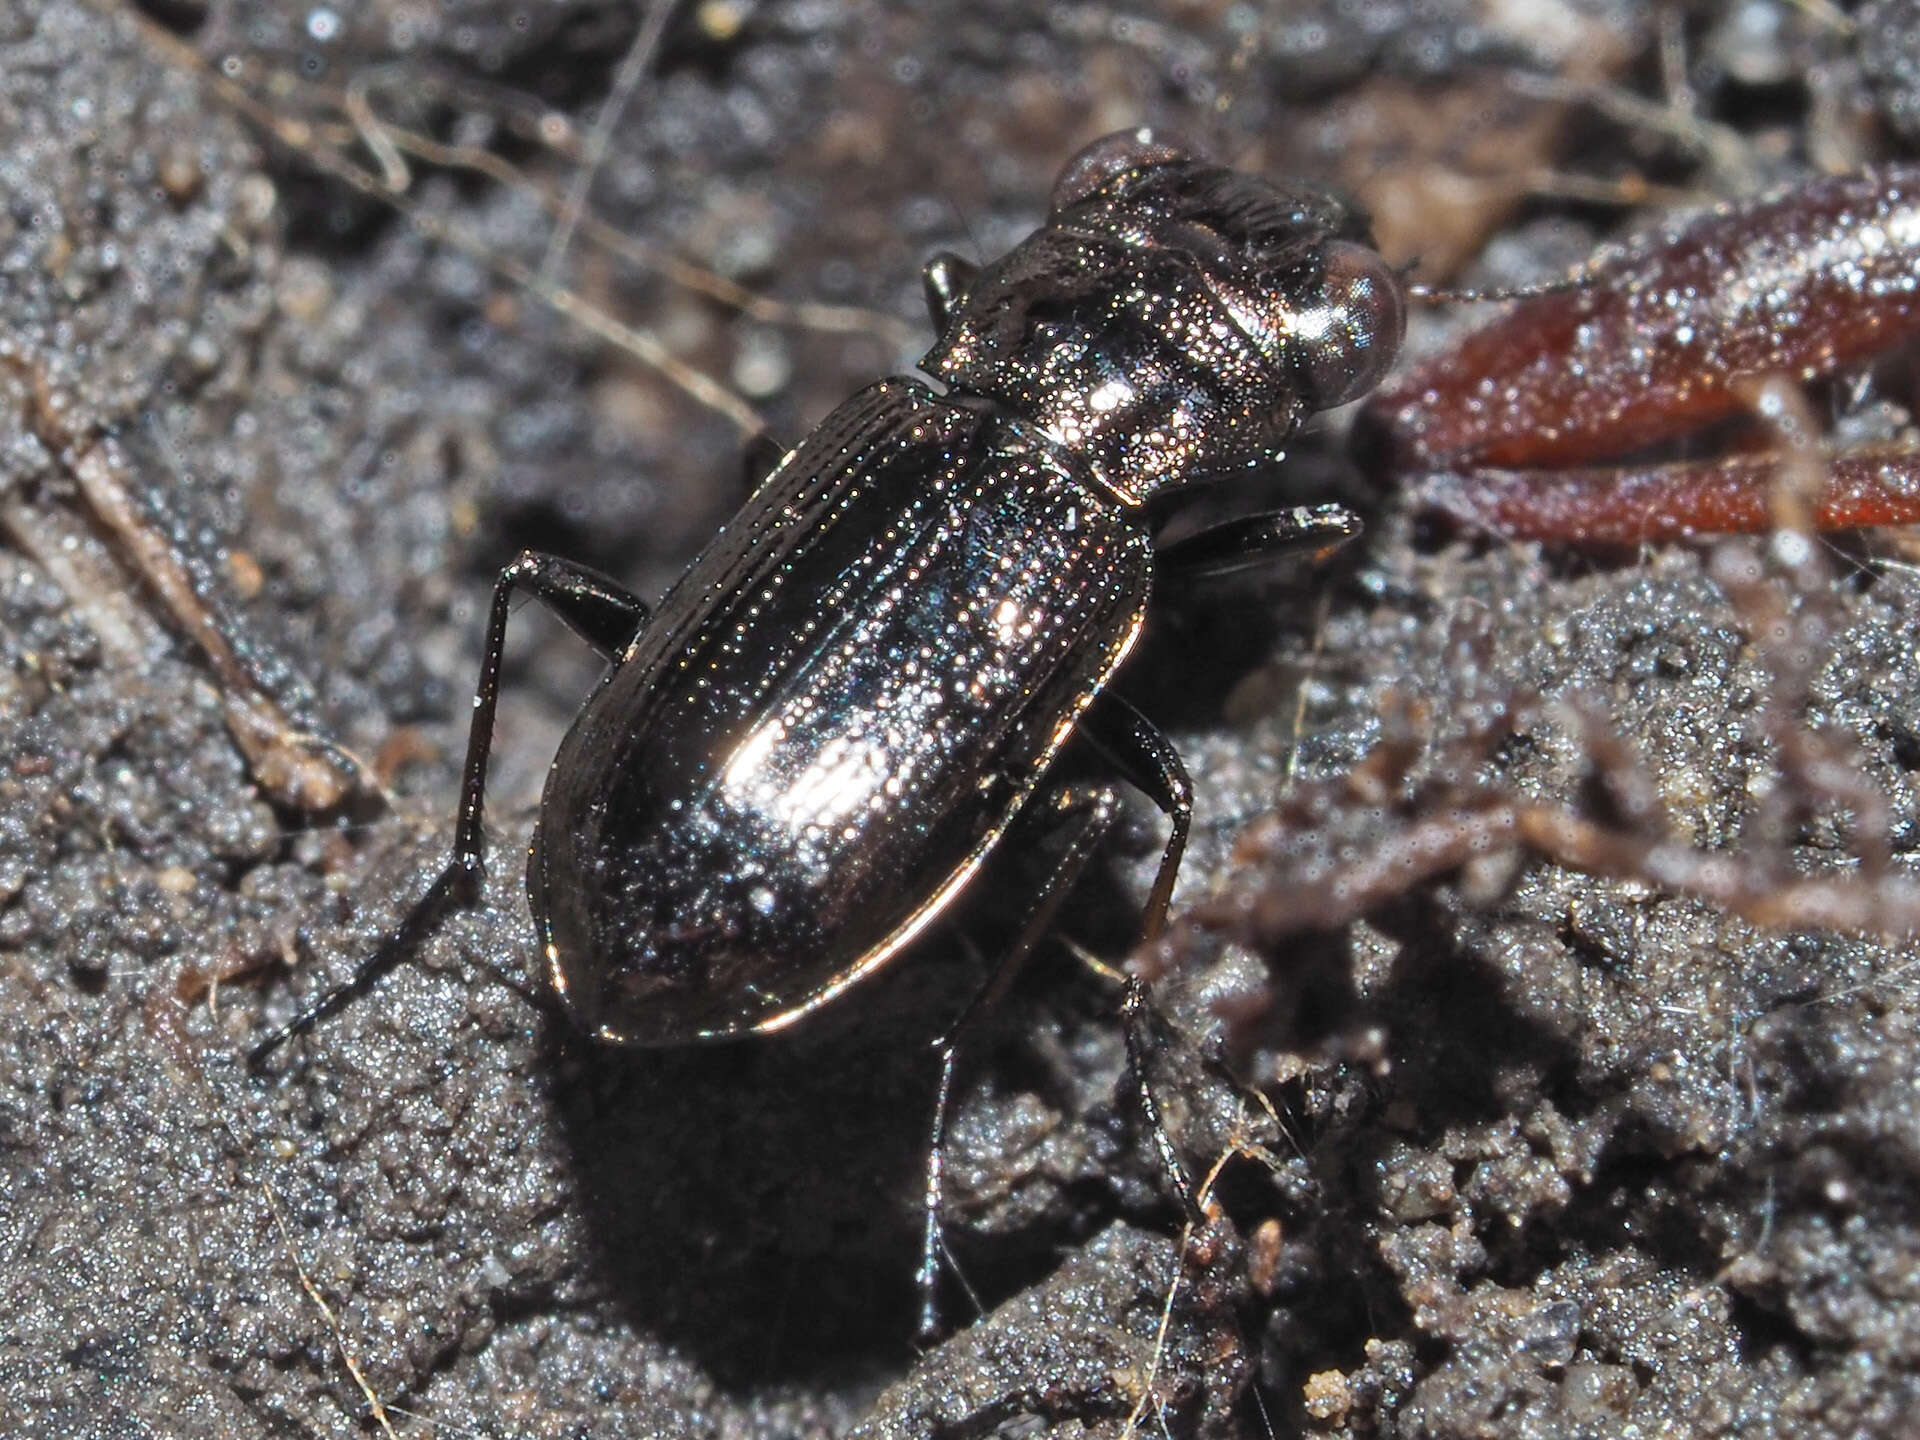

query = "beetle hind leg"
[{"left": 247, "top": 552, "right": 652, "bottom": 1067}]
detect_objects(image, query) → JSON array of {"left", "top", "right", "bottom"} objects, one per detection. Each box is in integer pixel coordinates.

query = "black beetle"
[{"left": 250, "top": 127, "right": 1404, "bottom": 1320}]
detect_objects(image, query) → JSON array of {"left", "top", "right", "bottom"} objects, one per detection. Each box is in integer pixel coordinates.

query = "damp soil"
[{"left": 5, "top": 1, "right": 1920, "bottom": 1437}]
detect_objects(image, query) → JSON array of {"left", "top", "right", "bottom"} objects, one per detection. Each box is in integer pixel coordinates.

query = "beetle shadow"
[
  {"left": 1121, "top": 580, "right": 1298, "bottom": 730},
  {"left": 546, "top": 909, "right": 1026, "bottom": 1384}
]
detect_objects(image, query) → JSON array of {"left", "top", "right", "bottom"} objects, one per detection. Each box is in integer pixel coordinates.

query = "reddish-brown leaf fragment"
[
  {"left": 1415, "top": 446, "right": 1920, "bottom": 542},
  {"left": 1366, "top": 167, "right": 1920, "bottom": 474}
]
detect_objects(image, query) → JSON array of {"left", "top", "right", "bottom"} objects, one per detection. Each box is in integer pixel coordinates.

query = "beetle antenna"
[{"left": 1404, "top": 271, "right": 1597, "bottom": 305}]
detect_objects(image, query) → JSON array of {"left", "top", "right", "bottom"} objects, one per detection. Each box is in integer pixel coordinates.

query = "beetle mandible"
[{"left": 250, "top": 127, "right": 1405, "bottom": 1059}]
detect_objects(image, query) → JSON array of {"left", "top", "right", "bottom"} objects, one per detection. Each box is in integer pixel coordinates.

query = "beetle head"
[{"left": 921, "top": 129, "right": 1405, "bottom": 504}]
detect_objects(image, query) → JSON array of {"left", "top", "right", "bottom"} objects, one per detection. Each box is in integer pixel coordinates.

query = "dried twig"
[
  {"left": 117, "top": 1, "right": 765, "bottom": 435},
  {"left": 261, "top": 1183, "right": 401, "bottom": 1440},
  {"left": 538, "top": 0, "right": 680, "bottom": 287}
]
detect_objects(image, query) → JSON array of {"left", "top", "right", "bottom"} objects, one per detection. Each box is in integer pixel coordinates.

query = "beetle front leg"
[
  {"left": 1075, "top": 697, "right": 1211, "bottom": 1221},
  {"left": 248, "top": 551, "right": 652, "bottom": 1066},
  {"left": 921, "top": 252, "right": 980, "bottom": 331},
  {"left": 1153, "top": 501, "right": 1361, "bottom": 579}
]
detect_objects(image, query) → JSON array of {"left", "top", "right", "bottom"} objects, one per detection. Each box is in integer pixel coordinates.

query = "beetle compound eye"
[
  {"left": 1051, "top": 127, "right": 1197, "bottom": 210},
  {"left": 1291, "top": 240, "right": 1407, "bottom": 410}
]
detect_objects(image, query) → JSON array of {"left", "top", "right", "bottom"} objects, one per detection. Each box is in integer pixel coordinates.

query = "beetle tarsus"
[
  {"left": 1120, "top": 976, "right": 1204, "bottom": 1225},
  {"left": 246, "top": 861, "right": 470, "bottom": 1068}
]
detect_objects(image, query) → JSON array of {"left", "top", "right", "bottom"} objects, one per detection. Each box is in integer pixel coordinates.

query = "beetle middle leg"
[
  {"left": 248, "top": 550, "right": 651, "bottom": 1066},
  {"left": 1075, "top": 698, "right": 1232, "bottom": 1224},
  {"left": 917, "top": 781, "right": 1118, "bottom": 1339}
]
